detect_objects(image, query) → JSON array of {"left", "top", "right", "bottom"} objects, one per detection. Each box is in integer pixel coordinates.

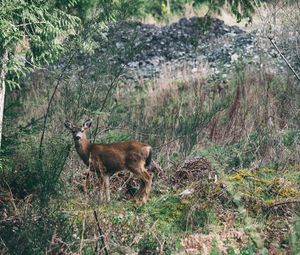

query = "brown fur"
[{"left": 65, "top": 119, "right": 153, "bottom": 204}]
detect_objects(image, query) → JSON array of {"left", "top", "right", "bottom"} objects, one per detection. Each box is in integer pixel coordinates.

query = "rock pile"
[{"left": 103, "top": 16, "right": 283, "bottom": 81}]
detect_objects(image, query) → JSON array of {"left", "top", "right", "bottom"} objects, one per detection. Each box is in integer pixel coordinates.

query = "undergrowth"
[
  {"left": 39, "top": 163, "right": 299, "bottom": 254},
  {"left": 1, "top": 48, "right": 300, "bottom": 254}
]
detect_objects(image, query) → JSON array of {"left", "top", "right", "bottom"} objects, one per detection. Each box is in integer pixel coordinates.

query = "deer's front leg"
[
  {"left": 94, "top": 159, "right": 109, "bottom": 204},
  {"left": 81, "top": 171, "right": 90, "bottom": 194},
  {"left": 98, "top": 174, "right": 106, "bottom": 203}
]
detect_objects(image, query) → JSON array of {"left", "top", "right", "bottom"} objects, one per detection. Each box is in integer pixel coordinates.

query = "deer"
[{"left": 64, "top": 119, "right": 153, "bottom": 204}]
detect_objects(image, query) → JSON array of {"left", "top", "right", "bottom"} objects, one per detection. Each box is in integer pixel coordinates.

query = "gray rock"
[{"left": 95, "top": 17, "right": 285, "bottom": 82}]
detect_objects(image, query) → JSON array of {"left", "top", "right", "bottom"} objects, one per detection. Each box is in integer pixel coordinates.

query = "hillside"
[{"left": 1, "top": 7, "right": 300, "bottom": 255}]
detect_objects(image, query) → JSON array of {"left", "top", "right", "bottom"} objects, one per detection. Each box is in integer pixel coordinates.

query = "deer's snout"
[{"left": 74, "top": 131, "right": 83, "bottom": 140}]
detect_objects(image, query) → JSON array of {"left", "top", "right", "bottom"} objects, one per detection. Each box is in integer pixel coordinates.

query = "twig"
[
  {"left": 38, "top": 18, "right": 103, "bottom": 157},
  {"left": 4, "top": 181, "right": 19, "bottom": 217},
  {"left": 269, "top": 38, "right": 300, "bottom": 82},
  {"left": 74, "top": 78, "right": 84, "bottom": 121},
  {"left": 95, "top": 127, "right": 110, "bottom": 137},
  {"left": 19, "top": 116, "right": 44, "bottom": 130},
  {"left": 0, "top": 50, "right": 8, "bottom": 149},
  {"left": 93, "top": 210, "right": 109, "bottom": 255},
  {"left": 20, "top": 56, "right": 47, "bottom": 70},
  {"left": 92, "top": 25, "right": 141, "bottom": 142},
  {"left": 38, "top": 51, "right": 77, "bottom": 158},
  {"left": 15, "top": 21, "right": 48, "bottom": 27},
  {"left": 267, "top": 199, "right": 300, "bottom": 209},
  {"left": 54, "top": 143, "right": 72, "bottom": 183},
  {"left": 92, "top": 64, "right": 125, "bottom": 143},
  {"left": 252, "top": 0, "right": 300, "bottom": 83},
  {"left": 80, "top": 214, "right": 86, "bottom": 254}
]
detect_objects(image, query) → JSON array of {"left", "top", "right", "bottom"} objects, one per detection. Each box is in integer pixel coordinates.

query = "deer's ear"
[
  {"left": 83, "top": 119, "right": 92, "bottom": 129},
  {"left": 64, "top": 120, "right": 74, "bottom": 130}
]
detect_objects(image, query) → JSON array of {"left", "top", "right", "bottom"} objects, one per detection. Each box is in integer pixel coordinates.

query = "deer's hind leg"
[
  {"left": 129, "top": 161, "right": 152, "bottom": 204},
  {"left": 140, "top": 168, "right": 152, "bottom": 204}
]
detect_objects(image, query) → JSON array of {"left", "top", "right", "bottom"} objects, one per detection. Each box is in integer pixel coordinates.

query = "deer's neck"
[{"left": 75, "top": 138, "right": 91, "bottom": 166}]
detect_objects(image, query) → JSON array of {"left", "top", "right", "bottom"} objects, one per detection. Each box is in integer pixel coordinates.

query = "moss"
[
  {"left": 228, "top": 168, "right": 255, "bottom": 181},
  {"left": 225, "top": 166, "right": 300, "bottom": 213},
  {"left": 139, "top": 194, "right": 186, "bottom": 230}
]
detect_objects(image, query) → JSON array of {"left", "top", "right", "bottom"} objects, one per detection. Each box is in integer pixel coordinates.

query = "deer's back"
[{"left": 90, "top": 141, "right": 151, "bottom": 175}]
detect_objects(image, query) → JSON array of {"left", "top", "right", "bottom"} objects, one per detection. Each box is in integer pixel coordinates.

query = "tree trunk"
[
  {"left": 0, "top": 50, "right": 8, "bottom": 149},
  {"left": 166, "top": 0, "right": 171, "bottom": 15}
]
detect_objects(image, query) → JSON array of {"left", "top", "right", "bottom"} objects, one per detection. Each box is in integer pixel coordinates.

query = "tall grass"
[{"left": 106, "top": 61, "right": 299, "bottom": 171}]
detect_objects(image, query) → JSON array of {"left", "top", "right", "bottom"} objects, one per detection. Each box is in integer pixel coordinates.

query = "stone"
[{"left": 94, "top": 16, "right": 285, "bottom": 83}]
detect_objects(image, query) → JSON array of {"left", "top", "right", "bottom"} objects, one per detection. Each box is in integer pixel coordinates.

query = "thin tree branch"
[
  {"left": 91, "top": 25, "right": 141, "bottom": 143},
  {"left": 267, "top": 199, "right": 300, "bottom": 209},
  {"left": 269, "top": 38, "right": 300, "bottom": 82},
  {"left": 92, "top": 64, "right": 125, "bottom": 143},
  {"left": 0, "top": 50, "right": 8, "bottom": 149},
  {"left": 74, "top": 78, "right": 84, "bottom": 121},
  {"left": 19, "top": 116, "right": 44, "bottom": 130},
  {"left": 38, "top": 51, "right": 76, "bottom": 158},
  {"left": 15, "top": 21, "right": 48, "bottom": 27},
  {"left": 93, "top": 210, "right": 109, "bottom": 255}
]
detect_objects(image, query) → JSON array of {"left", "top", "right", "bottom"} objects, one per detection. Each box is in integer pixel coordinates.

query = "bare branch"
[
  {"left": 93, "top": 210, "right": 109, "bottom": 255},
  {"left": 38, "top": 51, "right": 76, "bottom": 158},
  {"left": 267, "top": 199, "right": 300, "bottom": 208},
  {"left": 269, "top": 38, "right": 300, "bottom": 83},
  {"left": 92, "top": 64, "right": 125, "bottom": 143}
]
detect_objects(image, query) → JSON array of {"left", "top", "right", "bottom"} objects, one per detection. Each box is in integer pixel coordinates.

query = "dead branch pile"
[{"left": 172, "top": 157, "right": 216, "bottom": 188}]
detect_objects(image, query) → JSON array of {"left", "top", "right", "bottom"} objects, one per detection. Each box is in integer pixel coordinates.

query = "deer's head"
[{"left": 64, "top": 119, "right": 93, "bottom": 142}]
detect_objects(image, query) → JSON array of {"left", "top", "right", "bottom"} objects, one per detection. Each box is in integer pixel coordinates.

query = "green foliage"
[
  {"left": 141, "top": 195, "right": 185, "bottom": 228},
  {"left": 83, "top": 195, "right": 186, "bottom": 253},
  {"left": 0, "top": 0, "right": 80, "bottom": 89},
  {"left": 142, "top": 0, "right": 193, "bottom": 19},
  {"left": 201, "top": 134, "right": 259, "bottom": 170},
  {"left": 197, "top": 127, "right": 300, "bottom": 171},
  {"left": 1, "top": 136, "right": 70, "bottom": 203},
  {"left": 0, "top": 205, "right": 74, "bottom": 255},
  {"left": 194, "top": 0, "right": 258, "bottom": 22},
  {"left": 0, "top": 132, "right": 74, "bottom": 254},
  {"left": 290, "top": 217, "right": 300, "bottom": 254},
  {"left": 210, "top": 240, "right": 219, "bottom": 255},
  {"left": 187, "top": 207, "right": 218, "bottom": 230},
  {"left": 67, "top": 0, "right": 147, "bottom": 24},
  {"left": 226, "top": 243, "right": 258, "bottom": 255},
  {"left": 102, "top": 131, "right": 132, "bottom": 144},
  {"left": 140, "top": 0, "right": 261, "bottom": 21},
  {"left": 137, "top": 233, "right": 160, "bottom": 254},
  {"left": 282, "top": 130, "right": 300, "bottom": 147}
]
